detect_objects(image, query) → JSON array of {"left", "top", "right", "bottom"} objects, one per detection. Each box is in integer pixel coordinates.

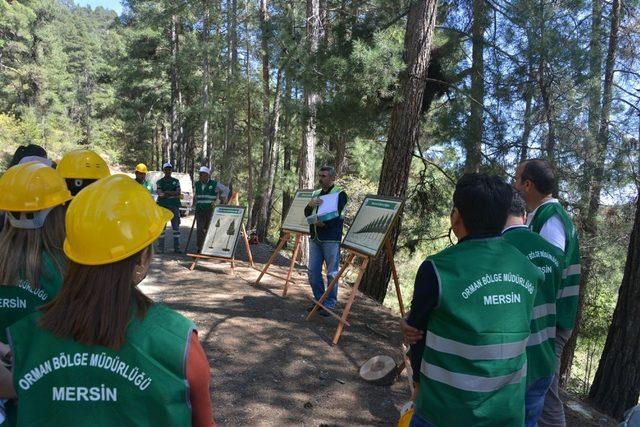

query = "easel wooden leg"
[
  {"left": 282, "top": 233, "right": 302, "bottom": 297},
  {"left": 255, "top": 232, "right": 290, "bottom": 285},
  {"left": 306, "top": 252, "right": 355, "bottom": 320},
  {"left": 231, "top": 257, "right": 235, "bottom": 274},
  {"left": 385, "top": 239, "right": 405, "bottom": 317},
  {"left": 189, "top": 258, "right": 199, "bottom": 271},
  {"left": 242, "top": 224, "right": 254, "bottom": 268},
  {"left": 332, "top": 257, "right": 369, "bottom": 345}
]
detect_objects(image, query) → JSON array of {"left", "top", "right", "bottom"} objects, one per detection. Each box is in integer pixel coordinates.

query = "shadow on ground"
[{"left": 140, "top": 216, "right": 409, "bottom": 426}]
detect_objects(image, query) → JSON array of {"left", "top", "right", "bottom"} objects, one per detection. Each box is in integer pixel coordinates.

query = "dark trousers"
[
  {"left": 196, "top": 208, "right": 213, "bottom": 252},
  {"left": 158, "top": 205, "right": 181, "bottom": 252}
]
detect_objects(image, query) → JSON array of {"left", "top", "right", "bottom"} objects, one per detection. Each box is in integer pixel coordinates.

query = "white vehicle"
[{"left": 146, "top": 171, "right": 194, "bottom": 216}]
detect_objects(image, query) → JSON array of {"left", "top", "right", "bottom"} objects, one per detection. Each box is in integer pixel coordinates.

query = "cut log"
[{"left": 359, "top": 355, "right": 399, "bottom": 386}]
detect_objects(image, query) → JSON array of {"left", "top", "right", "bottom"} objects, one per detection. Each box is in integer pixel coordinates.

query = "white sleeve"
[
  {"left": 539, "top": 214, "right": 566, "bottom": 251},
  {"left": 216, "top": 182, "right": 230, "bottom": 199}
]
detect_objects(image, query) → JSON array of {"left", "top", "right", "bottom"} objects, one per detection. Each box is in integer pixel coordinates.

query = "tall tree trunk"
[
  {"left": 201, "top": 3, "right": 211, "bottom": 169},
  {"left": 578, "top": 0, "right": 604, "bottom": 205},
  {"left": 298, "top": 0, "right": 324, "bottom": 262},
  {"left": 359, "top": 0, "right": 439, "bottom": 302},
  {"left": 222, "top": 0, "right": 238, "bottom": 186},
  {"left": 519, "top": 32, "right": 535, "bottom": 163},
  {"left": 299, "top": 0, "right": 323, "bottom": 190},
  {"left": 562, "top": 0, "right": 603, "bottom": 382},
  {"left": 282, "top": 75, "right": 293, "bottom": 227},
  {"left": 335, "top": 134, "right": 348, "bottom": 176},
  {"left": 560, "top": 0, "right": 621, "bottom": 383},
  {"left": 588, "top": 192, "right": 640, "bottom": 419},
  {"left": 256, "top": 69, "right": 284, "bottom": 240},
  {"left": 536, "top": 1, "right": 556, "bottom": 165},
  {"left": 245, "top": 21, "right": 255, "bottom": 229},
  {"left": 252, "top": 0, "right": 270, "bottom": 231},
  {"left": 464, "top": 0, "right": 485, "bottom": 172},
  {"left": 170, "top": 13, "right": 180, "bottom": 167}
]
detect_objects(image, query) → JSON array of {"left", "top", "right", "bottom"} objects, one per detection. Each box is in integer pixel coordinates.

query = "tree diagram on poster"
[
  {"left": 202, "top": 206, "right": 245, "bottom": 258},
  {"left": 342, "top": 196, "right": 402, "bottom": 257}
]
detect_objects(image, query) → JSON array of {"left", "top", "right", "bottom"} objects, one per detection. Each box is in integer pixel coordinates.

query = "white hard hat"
[
  {"left": 162, "top": 162, "right": 173, "bottom": 169},
  {"left": 199, "top": 166, "right": 211, "bottom": 175}
]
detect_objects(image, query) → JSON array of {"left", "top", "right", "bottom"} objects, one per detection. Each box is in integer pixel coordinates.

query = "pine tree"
[{"left": 224, "top": 220, "right": 236, "bottom": 251}]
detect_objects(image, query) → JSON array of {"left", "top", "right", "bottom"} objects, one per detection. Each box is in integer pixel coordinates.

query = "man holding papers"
[{"left": 304, "top": 166, "right": 348, "bottom": 313}]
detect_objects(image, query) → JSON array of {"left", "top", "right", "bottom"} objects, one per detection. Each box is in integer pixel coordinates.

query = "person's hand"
[
  {"left": 308, "top": 198, "right": 322, "bottom": 208},
  {"left": 315, "top": 221, "right": 325, "bottom": 227},
  {"left": 400, "top": 318, "right": 424, "bottom": 345},
  {"left": 0, "top": 362, "right": 16, "bottom": 399}
]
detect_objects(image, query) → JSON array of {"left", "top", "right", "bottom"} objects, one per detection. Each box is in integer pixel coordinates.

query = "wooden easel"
[
  {"left": 255, "top": 229, "right": 307, "bottom": 297},
  {"left": 306, "top": 238, "right": 405, "bottom": 345},
  {"left": 188, "top": 223, "right": 254, "bottom": 273}
]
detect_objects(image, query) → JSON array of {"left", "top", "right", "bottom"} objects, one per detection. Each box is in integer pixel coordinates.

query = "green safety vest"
[
  {"left": 140, "top": 180, "right": 154, "bottom": 194},
  {"left": 156, "top": 177, "right": 181, "bottom": 208},
  {"left": 0, "top": 251, "right": 64, "bottom": 343},
  {"left": 502, "top": 226, "right": 563, "bottom": 384},
  {"left": 416, "top": 237, "right": 542, "bottom": 426},
  {"left": 9, "top": 304, "right": 195, "bottom": 427},
  {"left": 311, "top": 186, "right": 345, "bottom": 216},
  {"left": 310, "top": 186, "right": 346, "bottom": 242},
  {"left": 195, "top": 179, "right": 218, "bottom": 212},
  {"left": 529, "top": 202, "right": 581, "bottom": 330}
]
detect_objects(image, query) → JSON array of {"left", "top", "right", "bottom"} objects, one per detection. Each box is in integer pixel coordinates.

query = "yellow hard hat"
[
  {"left": 397, "top": 407, "right": 415, "bottom": 427},
  {"left": 135, "top": 163, "right": 148, "bottom": 174},
  {"left": 64, "top": 174, "right": 173, "bottom": 265},
  {"left": 0, "top": 161, "right": 72, "bottom": 212},
  {"left": 57, "top": 149, "right": 110, "bottom": 180}
]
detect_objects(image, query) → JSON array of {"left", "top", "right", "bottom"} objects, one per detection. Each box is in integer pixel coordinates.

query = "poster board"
[
  {"left": 201, "top": 206, "right": 246, "bottom": 259},
  {"left": 281, "top": 189, "right": 314, "bottom": 234},
  {"left": 341, "top": 195, "right": 402, "bottom": 257}
]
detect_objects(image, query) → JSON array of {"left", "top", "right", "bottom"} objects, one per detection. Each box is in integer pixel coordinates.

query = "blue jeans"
[
  {"left": 308, "top": 239, "right": 340, "bottom": 309},
  {"left": 526, "top": 375, "right": 555, "bottom": 427},
  {"left": 409, "top": 411, "right": 435, "bottom": 427}
]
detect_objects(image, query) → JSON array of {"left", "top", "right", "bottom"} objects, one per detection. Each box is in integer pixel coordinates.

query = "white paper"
[{"left": 317, "top": 192, "right": 339, "bottom": 216}]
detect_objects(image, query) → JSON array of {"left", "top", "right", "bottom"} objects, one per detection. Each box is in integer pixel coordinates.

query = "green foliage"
[{"left": 1, "top": 0, "right": 639, "bottom": 396}]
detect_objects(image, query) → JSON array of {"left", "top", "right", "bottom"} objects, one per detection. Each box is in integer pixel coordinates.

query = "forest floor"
[{"left": 139, "top": 215, "right": 617, "bottom": 426}]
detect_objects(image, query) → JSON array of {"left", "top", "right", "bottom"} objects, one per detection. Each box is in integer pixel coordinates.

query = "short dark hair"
[
  {"left": 319, "top": 165, "right": 336, "bottom": 177},
  {"left": 453, "top": 173, "right": 512, "bottom": 234},
  {"left": 520, "top": 159, "right": 556, "bottom": 195},
  {"left": 508, "top": 191, "right": 527, "bottom": 217},
  {"left": 9, "top": 144, "right": 48, "bottom": 167}
]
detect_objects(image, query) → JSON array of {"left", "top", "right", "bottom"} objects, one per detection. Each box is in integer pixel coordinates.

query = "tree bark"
[
  {"left": 297, "top": 0, "right": 325, "bottom": 262},
  {"left": 359, "top": 0, "right": 439, "bottom": 303},
  {"left": 560, "top": 0, "right": 621, "bottom": 383},
  {"left": 201, "top": 2, "right": 211, "bottom": 169},
  {"left": 298, "top": 0, "right": 323, "bottom": 191},
  {"left": 464, "top": 0, "right": 485, "bottom": 173},
  {"left": 245, "top": 21, "right": 255, "bottom": 229},
  {"left": 335, "top": 134, "right": 348, "bottom": 176},
  {"left": 252, "top": 0, "right": 270, "bottom": 231},
  {"left": 536, "top": 1, "right": 556, "bottom": 165},
  {"left": 256, "top": 69, "right": 284, "bottom": 240},
  {"left": 221, "top": 0, "right": 238, "bottom": 186},
  {"left": 282, "top": 75, "right": 293, "bottom": 228},
  {"left": 170, "top": 13, "right": 180, "bottom": 167},
  {"left": 588, "top": 178, "right": 639, "bottom": 419},
  {"left": 519, "top": 31, "right": 536, "bottom": 163}
]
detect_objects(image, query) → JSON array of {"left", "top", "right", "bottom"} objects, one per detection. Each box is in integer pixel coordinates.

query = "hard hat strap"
[{"left": 7, "top": 207, "right": 54, "bottom": 229}]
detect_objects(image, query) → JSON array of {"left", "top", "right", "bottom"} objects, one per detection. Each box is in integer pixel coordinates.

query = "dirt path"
[
  {"left": 140, "top": 215, "right": 616, "bottom": 426},
  {"left": 140, "top": 216, "right": 410, "bottom": 426}
]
